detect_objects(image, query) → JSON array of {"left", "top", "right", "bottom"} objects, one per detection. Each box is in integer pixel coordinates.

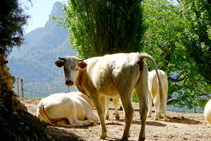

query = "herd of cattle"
[{"left": 35, "top": 52, "right": 210, "bottom": 141}]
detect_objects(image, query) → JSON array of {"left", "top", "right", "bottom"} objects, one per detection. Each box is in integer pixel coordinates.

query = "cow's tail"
[
  {"left": 37, "top": 104, "right": 56, "bottom": 126},
  {"left": 139, "top": 53, "right": 164, "bottom": 109}
]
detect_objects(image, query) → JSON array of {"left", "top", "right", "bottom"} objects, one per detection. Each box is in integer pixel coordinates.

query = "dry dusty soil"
[{"left": 19, "top": 97, "right": 211, "bottom": 141}]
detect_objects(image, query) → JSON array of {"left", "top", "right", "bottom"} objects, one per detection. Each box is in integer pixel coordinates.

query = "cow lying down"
[
  {"left": 36, "top": 92, "right": 99, "bottom": 127},
  {"left": 55, "top": 52, "right": 164, "bottom": 141}
]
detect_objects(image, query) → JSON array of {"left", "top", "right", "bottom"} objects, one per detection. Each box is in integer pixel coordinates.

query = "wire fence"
[
  {"left": 14, "top": 87, "right": 50, "bottom": 97},
  {"left": 13, "top": 77, "right": 204, "bottom": 113},
  {"left": 13, "top": 78, "right": 71, "bottom": 98}
]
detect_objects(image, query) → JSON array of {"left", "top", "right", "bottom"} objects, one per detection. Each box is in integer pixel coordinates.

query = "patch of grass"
[
  {"left": 132, "top": 92, "right": 139, "bottom": 103},
  {"left": 33, "top": 97, "right": 42, "bottom": 100}
]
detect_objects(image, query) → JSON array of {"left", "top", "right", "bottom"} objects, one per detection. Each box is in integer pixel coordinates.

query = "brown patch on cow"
[
  {"left": 78, "top": 61, "right": 87, "bottom": 69},
  {"left": 138, "top": 58, "right": 144, "bottom": 71},
  {"left": 55, "top": 60, "right": 64, "bottom": 68}
]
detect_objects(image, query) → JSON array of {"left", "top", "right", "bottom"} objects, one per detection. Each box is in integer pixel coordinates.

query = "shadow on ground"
[
  {"left": 46, "top": 126, "right": 85, "bottom": 141},
  {"left": 167, "top": 116, "right": 202, "bottom": 124}
]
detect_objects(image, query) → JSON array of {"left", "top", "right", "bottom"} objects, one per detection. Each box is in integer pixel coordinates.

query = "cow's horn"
[{"left": 58, "top": 57, "right": 64, "bottom": 60}]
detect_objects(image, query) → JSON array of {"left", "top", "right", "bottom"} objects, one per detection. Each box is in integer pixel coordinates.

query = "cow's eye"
[{"left": 76, "top": 68, "right": 78, "bottom": 71}]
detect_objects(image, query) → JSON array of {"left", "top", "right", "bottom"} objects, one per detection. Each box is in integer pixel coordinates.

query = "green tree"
[
  {"left": 141, "top": 0, "right": 211, "bottom": 110},
  {"left": 58, "top": 0, "right": 145, "bottom": 58},
  {"left": 141, "top": 0, "right": 182, "bottom": 71},
  {"left": 0, "top": 0, "right": 29, "bottom": 57},
  {"left": 179, "top": 0, "right": 211, "bottom": 84}
]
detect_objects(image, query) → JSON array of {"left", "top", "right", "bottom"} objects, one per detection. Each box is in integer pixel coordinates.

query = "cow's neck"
[{"left": 75, "top": 69, "right": 89, "bottom": 97}]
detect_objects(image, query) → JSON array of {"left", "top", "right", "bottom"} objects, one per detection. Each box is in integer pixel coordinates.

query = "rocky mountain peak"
[{"left": 44, "top": 1, "right": 63, "bottom": 32}]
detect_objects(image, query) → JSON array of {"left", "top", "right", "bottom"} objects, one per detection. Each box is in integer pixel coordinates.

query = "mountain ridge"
[{"left": 8, "top": 2, "right": 77, "bottom": 97}]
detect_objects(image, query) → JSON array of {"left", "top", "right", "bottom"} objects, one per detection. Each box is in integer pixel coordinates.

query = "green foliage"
[
  {"left": 141, "top": 0, "right": 211, "bottom": 110},
  {"left": 0, "top": 0, "right": 29, "bottom": 56},
  {"left": 132, "top": 91, "right": 139, "bottom": 103},
  {"left": 178, "top": 0, "right": 211, "bottom": 84},
  {"left": 59, "top": 0, "right": 145, "bottom": 58},
  {"left": 33, "top": 97, "right": 42, "bottom": 100}
]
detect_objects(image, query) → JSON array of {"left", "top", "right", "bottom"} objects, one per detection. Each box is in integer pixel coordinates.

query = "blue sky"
[
  {"left": 20, "top": 0, "right": 178, "bottom": 34},
  {"left": 20, "top": 0, "right": 65, "bottom": 34}
]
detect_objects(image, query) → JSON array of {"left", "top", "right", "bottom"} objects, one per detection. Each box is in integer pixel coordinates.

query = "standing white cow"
[
  {"left": 204, "top": 99, "right": 211, "bottom": 124},
  {"left": 147, "top": 70, "right": 168, "bottom": 121},
  {"left": 105, "top": 97, "right": 120, "bottom": 120},
  {"left": 55, "top": 52, "right": 164, "bottom": 141},
  {"left": 36, "top": 92, "right": 99, "bottom": 127}
]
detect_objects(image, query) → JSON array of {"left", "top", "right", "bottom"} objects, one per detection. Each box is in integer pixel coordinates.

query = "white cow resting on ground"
[
  {"left": 36, "top": 92, "right": 99, "bottom": 127},
  {"left": 55, "top": 52, "right": 164, "bottom": 141},
  {"left": 204, "top": 99, "right": 211, "bottom": 124},
  {"left": 147, "top": 70, "right": 168, "bottom": 121}
]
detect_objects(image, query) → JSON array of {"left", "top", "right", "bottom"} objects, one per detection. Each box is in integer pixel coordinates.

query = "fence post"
[
  {"left": 21, "top": 78, "right": 24, "bottom": 97},
  {"left": 17, "top": 76, "right": 19, "bottom": 96}
]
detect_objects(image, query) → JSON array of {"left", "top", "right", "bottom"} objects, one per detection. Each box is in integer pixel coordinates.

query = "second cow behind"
[{"left": 147, "top": 70, "right": 168, "bottom": 121}]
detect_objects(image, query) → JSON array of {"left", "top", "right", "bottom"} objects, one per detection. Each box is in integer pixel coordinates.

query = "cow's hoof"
[
  {"left": 121, "top": 136, "right": 129, "bottom": 141},
  {"left": 92, "top": 121, "right": 98, "bottom": 126},
  {"left": 158, "top": 113, "right": 161, "bottom": 117},
  {"left": 100, "top": 131, "right": 107, "bottom": 139},
  {"left": 105, "top": 115, "right": 109, "bottom": 120},
  {"left": 164, "top": 116, "right": 168, "bottom": 121},
  {"left": 115, "top": 115, "right": 120, "bottom": 120},
  {"left": 90, "top": 121, "right": 95, "bottom": 126},
  {"left": 154, "top": 116, "right": 159, "bottom": 120},
  {"left": 138, "top": 136, "right": 146, "bottom": 141}
]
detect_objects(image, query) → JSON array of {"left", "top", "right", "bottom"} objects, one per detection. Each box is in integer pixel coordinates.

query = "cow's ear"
[
  {"left": 78, "top": 60, "right": 87, "bottom": 69},
  {"left": 55, "top": 60, "right": 64, "bottom": 68}
]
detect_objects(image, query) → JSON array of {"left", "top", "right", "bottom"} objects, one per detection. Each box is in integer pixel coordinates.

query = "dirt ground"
[{"left": 19, "top": 97, "right": 211, "bottom": 141}]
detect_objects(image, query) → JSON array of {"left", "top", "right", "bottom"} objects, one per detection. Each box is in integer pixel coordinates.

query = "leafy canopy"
[
  {"left": 142, "top": 0, "right": 211, "bottom": 110},
  {"left": 0, "top": 0, "right": 29, "bottom": 57},
  {"left": 57, "top": 0, "right": 145, "bottom": 58}
]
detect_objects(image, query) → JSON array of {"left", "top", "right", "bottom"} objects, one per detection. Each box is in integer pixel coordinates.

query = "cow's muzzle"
[{"left": 65, "top": 80, "right": 74, "bottom": 86}]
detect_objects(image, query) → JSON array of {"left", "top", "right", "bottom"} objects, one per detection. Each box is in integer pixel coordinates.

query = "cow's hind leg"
[
  {"left": 119, "top": 91, "right": 134, "bottom": 141},
  {"left": 147, "top": 91, "right": 152, "bottom": 117},
  {"left": 86, "top": 111, "right": 100, "bottom": 126},
  {"left": 113, "top": 98, "right": 120, "bottom": 120},
  {"left": 162, "top": 95, "right": 168, "bottom": 121},
  {"left": 135, "top": 73, "right": 148, "bottom": 140},
  {"left": 105, "top": 97, "right": 110, "bottom": 120},
  {"left": 65, "top": 106, "right": 93, "bottom": 127},
  {"left": 154, "top": 92, "right": 160, "bottom": 120}
]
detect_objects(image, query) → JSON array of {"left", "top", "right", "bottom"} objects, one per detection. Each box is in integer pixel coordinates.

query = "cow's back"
[
  {"left": 85, "top": 53, "right": 141, "bottom": 97},
  {"left": 148, "top": 70, "right": 168, "bottom": 97},
  {"left": 41, "top": 93, "right": 75, "bottom": 119}
]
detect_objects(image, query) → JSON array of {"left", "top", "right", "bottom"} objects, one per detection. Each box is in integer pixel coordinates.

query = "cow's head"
[{"left": 55, "top": 56, "right": 87, "bottom": 86}]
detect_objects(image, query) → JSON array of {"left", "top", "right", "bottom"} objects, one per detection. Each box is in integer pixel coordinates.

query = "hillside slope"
[{"left": 8, "top": 2, "right": 77, "bottom": 97}]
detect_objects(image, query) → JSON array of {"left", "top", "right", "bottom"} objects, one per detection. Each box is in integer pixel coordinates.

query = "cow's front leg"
[
  {"left": 113, "top": 98, "right": 120, "bottom": 120},
  {"left": 105, "top": 97, "right": 110, "bottom": 120},
  {"left": 91, "top": 94, "right": 107, "bottom": 139}
]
